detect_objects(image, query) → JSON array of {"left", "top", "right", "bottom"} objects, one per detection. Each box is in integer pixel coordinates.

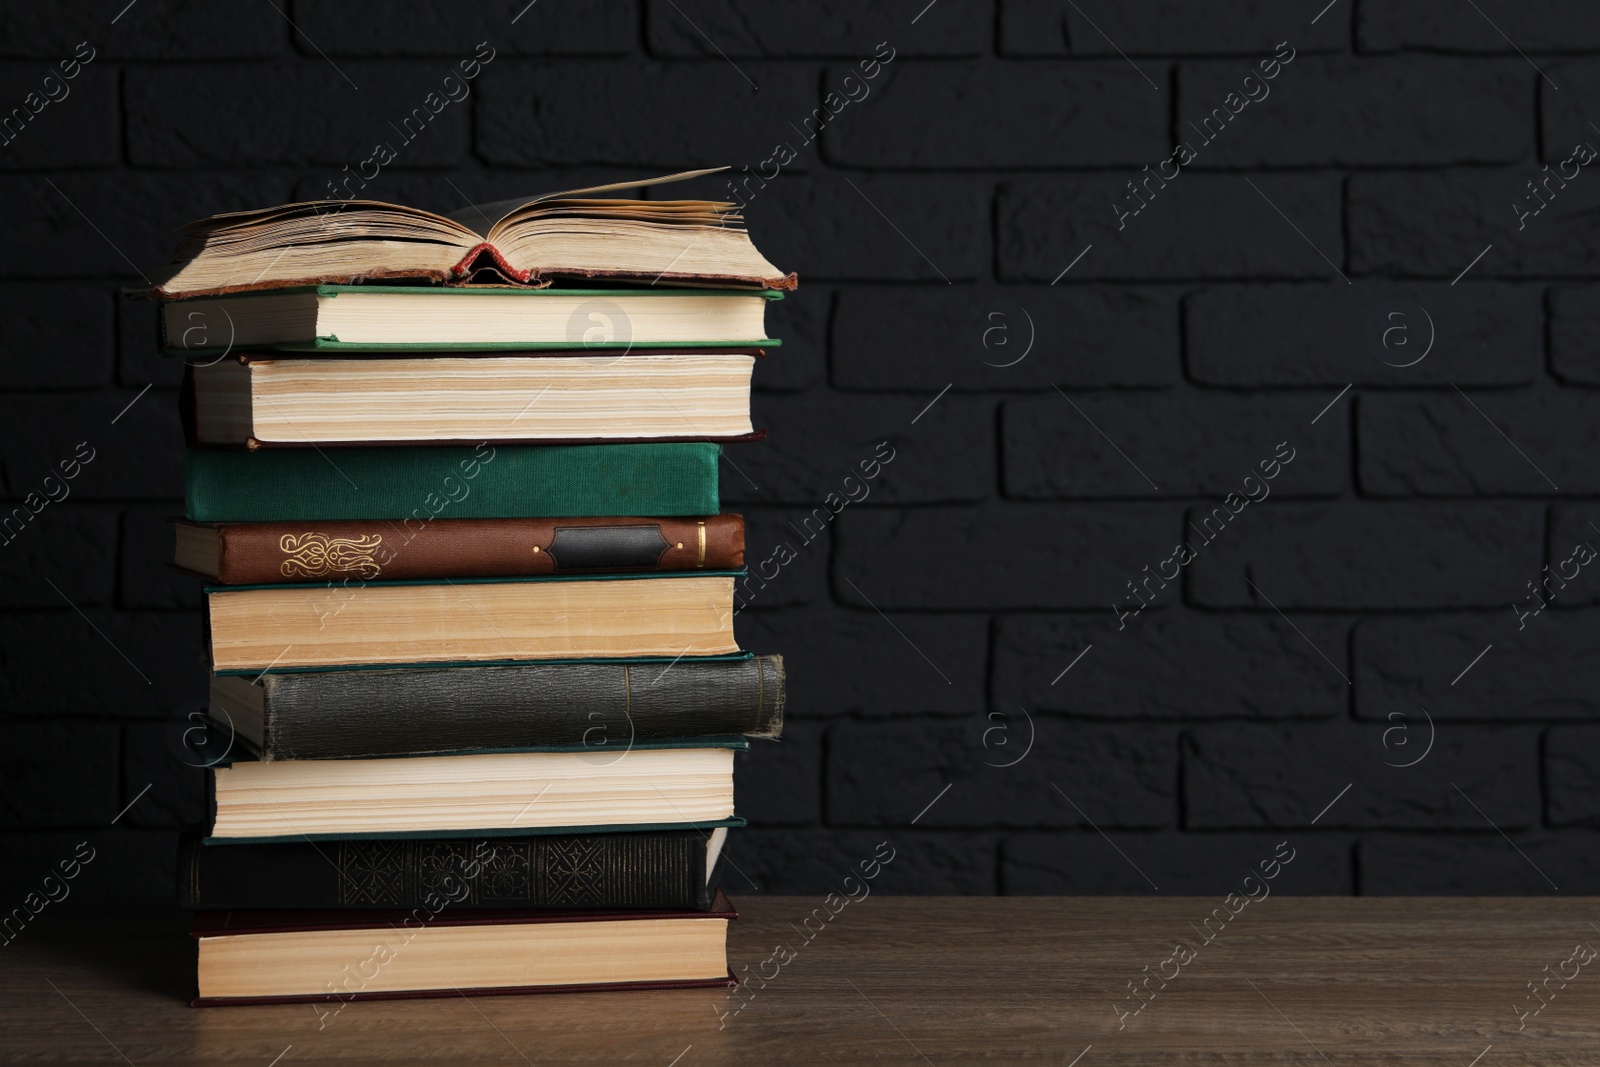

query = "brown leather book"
[
  {"left": 175, "top": 514, "right": 744, "bottom": 584},
  {"left": 191, "top": 889, "right": 738, "bottom": 1005}
]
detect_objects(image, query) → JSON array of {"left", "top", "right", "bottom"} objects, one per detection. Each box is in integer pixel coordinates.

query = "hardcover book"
[
  {"left": 184, "top": 351, "right": 762, "bottom": 446},
  {"left": 203, "top": 572, "right": 743, "bottom": 672},
  {"left": 175, "top": 514, "right": 746, "bottom": 585},
  {"left": 208, "top": 655, "right": 783, "bottom": 760},
  {"left": 148, "top": 168, "right": 795, "bottom": 299},
  {"left": 184, "top": 442, "right": 720, "bottom": 522},
  {"left": 205, "top": 738, "right": 746, "bottom": 842},
  {"left": 178, "top": 826, "right": 730, "bottom": 912},
  {"left": 191, "top": 889, "right": 738, "bottom": 1005},
  {"left": 163, "top": 286, "right": 781, "bottom": 352}
]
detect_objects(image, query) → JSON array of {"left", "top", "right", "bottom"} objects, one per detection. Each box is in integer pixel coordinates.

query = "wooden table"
[{"left": 4, "top": 896, "right": 1598, "bottom": 1064}]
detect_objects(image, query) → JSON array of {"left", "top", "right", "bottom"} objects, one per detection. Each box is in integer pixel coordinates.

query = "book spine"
[
  {"left": 184, "top": 443, "right": 721, "bottom": 522},
  {"left": 255, "top": 656, "right": 783, "bottom": 760},
  {"left": 207, "top": 515, "right": 745, "bottom": 584},
  {"left": 178, "top": 830, "right": 712, "bottom": 911}
]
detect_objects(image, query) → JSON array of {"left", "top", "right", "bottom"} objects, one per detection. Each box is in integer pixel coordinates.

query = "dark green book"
[
  {"left": 211, "top": 656, "right": 784, "bottom": 759},
  {"left": 177, "top": 826, "right": 733, "bottom": 911},
  {"left": 185, "top": 442, "right": 720, "bottom": 522}
]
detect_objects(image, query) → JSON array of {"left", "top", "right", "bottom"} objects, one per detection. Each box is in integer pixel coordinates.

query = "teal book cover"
[{"left": 185, "top": 442, "right": 721, "bottom": 522}]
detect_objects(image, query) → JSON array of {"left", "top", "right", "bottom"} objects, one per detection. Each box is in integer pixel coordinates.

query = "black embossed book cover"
[{"left": 178, "top": 826, "right": 729, "bottom": 912}]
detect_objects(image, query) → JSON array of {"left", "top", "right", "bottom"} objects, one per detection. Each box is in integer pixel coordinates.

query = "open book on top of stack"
[
  {"left": 144, "top": 169, "right": 791, "bottom": 1006},
  {"left": 145, "top": 168, "right": 796, "bottom": 300}
]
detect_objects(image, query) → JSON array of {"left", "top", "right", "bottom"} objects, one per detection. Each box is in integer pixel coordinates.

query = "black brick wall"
[{"left": 0, "top": 0, "right": 1596, "bottom": 900}]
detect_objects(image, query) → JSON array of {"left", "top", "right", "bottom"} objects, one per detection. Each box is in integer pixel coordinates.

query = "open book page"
[
  {"left": 444, "top": 167, "right": 731, "bottom": 237},
  {"left": 174, "top": 199, "right": 473, "bottom": 240}
]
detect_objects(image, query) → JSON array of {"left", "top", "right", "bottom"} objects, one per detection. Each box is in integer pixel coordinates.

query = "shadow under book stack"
[{"left": 147, "top": 171, "right": 795, "bottom": 1006}]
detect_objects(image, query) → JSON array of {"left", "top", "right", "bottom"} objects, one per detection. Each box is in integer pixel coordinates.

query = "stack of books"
[{"left": 147, "top": 171, "right": 795, "bottom": 1007}]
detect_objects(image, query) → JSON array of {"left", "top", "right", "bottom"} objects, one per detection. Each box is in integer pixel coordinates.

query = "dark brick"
[
  {"left": 127, "top": 63, "right": 472, "bottom": 169},
  {"left": 993, "top": 613, "right": 1349, "bottom": 719},
  {"left": 834, "top": 285, "right": 1180, "bottom": 391},
  {"left": 649, "top": 2, "right": 988, "bottom": 58},
  {"left": 0, "top": 283, "right": 114, "bottom": 389},
  {"left": 0, "top": 3, "right": 284, "bottom": 60},
  {"left": 836, "top": 503, "right": 1176, "bottom": 610},
  {"left": 1003, "top": 393, "right": 1345, "bottom": 498},
  {"left": 120, "top": 722, "right": 206, "bottom": 830},
  {"left": 736, "top": 605, "right": 986, "bottom": 716},
  {"left": 734, "top": 721, "right": 821, "bottom": 826},
  {"left": 0, "top": 505, "right": 117, "bottom": 608},
  {"left": 120, "top": 506, "right": 198, "bottom": 611},
  {"left": 1002, "top": 832, "right": 1350, "bottom": 894},
  {"left": 1546, "top": 727, "right": 1600, "bottom": 827},
  {"left": 1355, "top": 614, "right": 1600, "bottom": 722},
  {"left": 1177, "top": 58, "right": 1528, "bottom": 168},
  {"left": 1348, "top": 171, "right": 1600, "bottom": 278},
  {"left": 1186, "top": 503, "right": 1543, "bottom": 610},
  {"left": 0, "top": 171, "right": 293, "bottom": 280},
  {"left": 1549, "top": 508, "right": 1600, "bottom": 605},
  {"left": 1359, "top": 390, "right": 1598, "bottom": 496},
  {"left": 758, "top": 286, "right": 828, "bottom": 392},
  {"left": 1001, "top": 1, "right": 1344, "bottom": 56},
  {"left": 1359, "top": 1, "right": 1600, "bottom": 53},
  {"left": 828, "top": 716, "right": 1176, "bottom": 828},
  {"left": 0, "top": 610, "right": 205, "bottom": 720},
  {"left": 747, "top": 174, "right": 989, "bottom": 282},
  {"left": 1550, "top": 285, "right": 1600, "bottom": 386},
  {"left": 0, "top": 64, "right": 117, "bottom": 170},
  {"left": 294, "top": 2, "right": 636, "bottom": 56},
  {"left": 0, "top": 722, "right": 118, "bottom": 827},
  {"left": 1185, "top": 282, "right": 1541, "bottom": 387},
  {"left": 999, "top": 174, "right": 1344, "bottom": 282},
  {"left": 0, "top": 830, "right": 177, "bottom": 901},
  {"left": 478, "top": 62, "right": 813, "bottom": 169},
  {"left": 827, "top": 62, "right": 1166, "bottom": 168},
  {"left": 1183, "top": 724, "right": 1541, "bottom": 829},
  {"left": 729, "top": 392, "right": 992, "bottom": 506},
  {"left": 1358, "top": 834, "right": 1600, "bottom": 894},
  {"left": 0, "top": 391, "right": 183, "bottom": 501},
  {"left": 728, "top": 830, "right": 997, "bottom": 896}
]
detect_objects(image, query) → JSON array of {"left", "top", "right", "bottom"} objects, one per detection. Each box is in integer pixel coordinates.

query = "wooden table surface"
[{"left": 4, "top": 896, "right": 1599, "bottom": 1065}]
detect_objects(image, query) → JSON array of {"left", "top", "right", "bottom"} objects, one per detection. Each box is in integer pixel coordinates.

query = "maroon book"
[{"left": 191, "top": 889, "right": 737, "bottom": 1006}]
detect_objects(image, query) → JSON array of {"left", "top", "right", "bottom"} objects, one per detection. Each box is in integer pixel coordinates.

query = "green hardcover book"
[{"left": 185, "top": 443, "right": 720, "bottom": 522}]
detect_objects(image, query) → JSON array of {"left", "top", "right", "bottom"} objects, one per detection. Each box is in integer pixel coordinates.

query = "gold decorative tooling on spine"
[
  {"left": 696, "top": 522, "right": 706, "bottom": 566},
  {"left": 278, "top": 532, "right": 384, "bottom": 579}
]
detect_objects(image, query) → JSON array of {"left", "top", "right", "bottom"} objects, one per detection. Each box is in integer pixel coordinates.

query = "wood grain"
[{"left": 3, "top": 896, "right": 1598, "bottom": 1065}]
